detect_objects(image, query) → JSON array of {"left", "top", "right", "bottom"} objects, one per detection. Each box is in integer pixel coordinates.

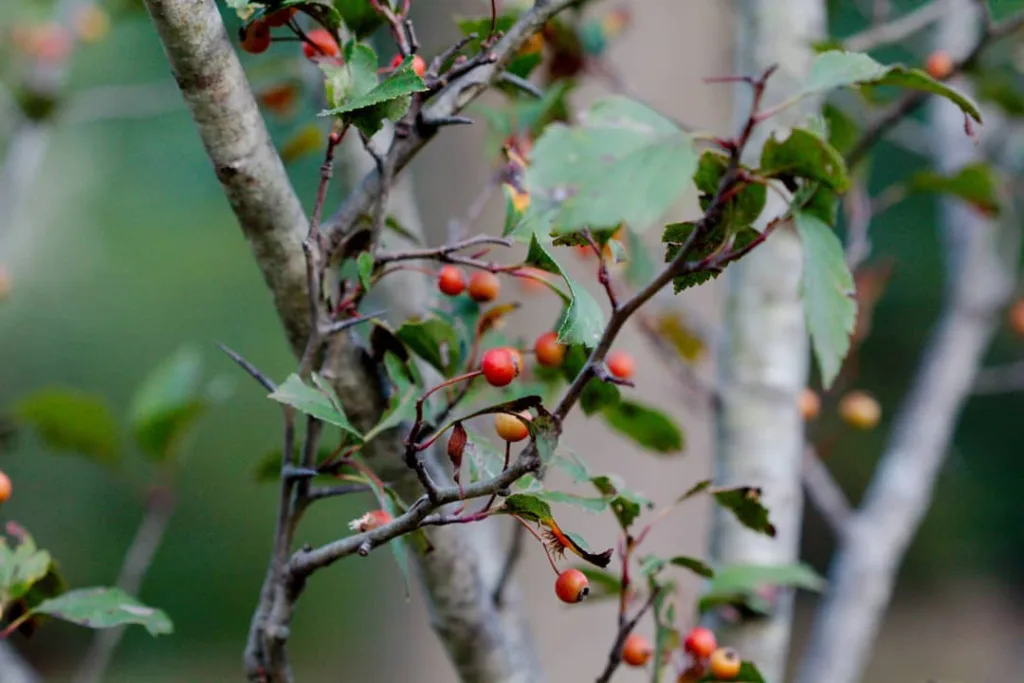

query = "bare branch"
[
  {"left": 217, "top": 343, "right": 276, "bottom": 392},
  {"left": 843, "top": 0, "right": 950, "bottom": 52},
  {"left": 594, "top": 588, "right": 662, "bottom": 683},
  {"left": 801, "top": 447, "right": 853, "bottom": 534},
  {"left": 973, "top": 360, "right": 1024, "bottom": 394}
]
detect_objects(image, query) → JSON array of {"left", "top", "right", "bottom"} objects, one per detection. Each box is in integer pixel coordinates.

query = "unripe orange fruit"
[
  {"left": 534, "top": 332, "right": 566, "bottom": 368},
  {"left": 494, "top": 411, "right": 531, "bottom": 442},
  {"left": 683, "top": 626, "right": 717, "bottom": 659},
  {"left": 798, "top": 388, "right": 820, "bottom": 421},
  {"left": 1008, "top": 298, "right": 1024, "bottom": 336},
  {"left": 302, "top": 28, "right": 339, "bottom": 60},
  {"left": 481, "top": 348, "right": 519, "bottom": 387},
  {"left": 554, "top": 568, "right": 589, "bottom": 603},
  {"left": 708, "top": 647, "right": 741, "bottom": 680},
  {"left": 622, "top": 633, "right": 653, "bottom": 667},
  {"left": 241, "top": 19, "right": 271, "bottom": 54},
  {"left": 467, "top": 271, "right": 501, "bottom": 303},
  {"left": 0, "top": 470, "right": 11, "bottom": 504},
  {"left": 438, "top": 265, "right": 467, "bottom": 296},
  {"left": 265, "top": 6, "right": 297, "bottom": 27},
  {"left": 606, "top": 350, "right": 635, "bottom": 380},
  {"left": 838, "top": 390, "right": 881, "bottom": 430},
  {"left": 392, "top": 53, "right": 427, "bottom": 77},
  {"left": 926, "top": 50, "right": 954, "bottom": 80}
]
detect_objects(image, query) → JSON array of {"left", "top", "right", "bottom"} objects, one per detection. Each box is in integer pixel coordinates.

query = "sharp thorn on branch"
[
  {"left": 497, "top": 72, "right": 544, "bottom": 98},
  {"left": 216, "top": 343, "right": 276, "bottom": 392}
]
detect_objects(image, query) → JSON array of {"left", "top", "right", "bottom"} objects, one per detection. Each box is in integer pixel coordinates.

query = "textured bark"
[
  {"left": 795, "top": 3, "right": 1017, "bottom": 682},
  {"left": 142, "top": 1, "right": 543, "bottom": 680},
  {"left": 710, "top": 1, "right": 824, "bottom": 679}
]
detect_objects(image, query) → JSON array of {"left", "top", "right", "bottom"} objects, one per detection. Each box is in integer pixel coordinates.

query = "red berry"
[
  {"left": 0, "top": 470, "right": 10, "bottom": 504},
  {"left": 391, "top": 53, "right": 427, "bottom": 77},
  {"left": 606, "top": 350, "right": 635, "bottom": 380},
  {"left": 438, "top": 265, "right": 467, "bottom": 296},
  {"left": 265, "top": 7, "right": 297, "bottom": 27},
  {"left": 683, "top": 626, "right": 717, "bottom": 659},
  {"left": 622, "top": 633, "right": 653, "bottom": 667},
  {"left": 494, "top": 411, "right": 530, "bottom": 442},
  {"left": 480, "top": 348, "right": 519, "bottom": 387},
  {"left": 534, "top": 331, "right": 566, "bottom": 368},
  {"left": 302, "top": 28, "right": 339, "bottom": 61},
  {"left": 467, "top": 271, "right": 501, "bottom": 303},
  {"left": 708, "top": 647, "right": 741, "bottom": 680},
  {"left": 926, "top": 50, "right": 954, "bottom": 80},
  {"left": 241, "top": 19, "right": 272, "bottom": 54},
  {"left": 554, "top": 568, "right": 589, "bottom": 603}
]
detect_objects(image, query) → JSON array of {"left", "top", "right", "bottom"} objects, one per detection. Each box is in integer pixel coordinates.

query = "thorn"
[
  {"left": 216, "top": 343, "right": 276, "bottom": 392},
  {"left": 497, "top": 72, "right": 544, "bottom": 99},
  {"left": 281, "top": 465, "right": 319, "bottom": 481}
]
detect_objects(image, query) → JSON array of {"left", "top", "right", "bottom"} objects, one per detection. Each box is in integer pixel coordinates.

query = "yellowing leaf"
[{"left": 280, "top": 125, "right": 324, "bottom": 165}]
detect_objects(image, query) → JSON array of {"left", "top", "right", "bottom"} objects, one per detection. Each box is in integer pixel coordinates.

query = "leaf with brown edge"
[
  {"left": 501, "top": 494, "right": 612, "bottom": 568},
  {"left": 476, "top": 302, "right": 521, "bottom": 338},
  {"left": 712, "top": 486, "right": 777, "bottom": 537}
]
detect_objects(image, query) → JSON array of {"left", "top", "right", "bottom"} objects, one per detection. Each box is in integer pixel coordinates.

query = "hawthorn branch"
[{"left": 594, "top": 588, "right": 661, "bottom": 683}]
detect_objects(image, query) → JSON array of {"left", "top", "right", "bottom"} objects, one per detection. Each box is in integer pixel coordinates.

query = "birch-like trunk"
[{"left": 710, "top": 1, "right": 824, "bottom": 679}]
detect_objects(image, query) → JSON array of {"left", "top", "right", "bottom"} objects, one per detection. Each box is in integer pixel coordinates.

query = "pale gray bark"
[
  {"left": 710, "top": 1, "right": 824, "bottom": 679},
  {"left": 0, "top": 645, "right": 39, "bottom": 683},
  {"left": 795, "top": 3, "right": 1017, "bottom": 682},
  {"left": 141, "top": 1, "right": 556, "bottom": 680}
]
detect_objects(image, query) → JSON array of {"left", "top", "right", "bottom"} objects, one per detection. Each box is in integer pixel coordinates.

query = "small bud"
[{"left": 349, "top": 509, "right": 392, "bottom": 532}]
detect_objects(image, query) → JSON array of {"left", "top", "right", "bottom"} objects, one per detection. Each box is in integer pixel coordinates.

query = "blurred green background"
[{"left": 2, "top": 0, "right": 1023, "bottom": 681}]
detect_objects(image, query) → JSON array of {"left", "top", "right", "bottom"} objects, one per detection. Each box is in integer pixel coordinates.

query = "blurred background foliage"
[{"left": 1, "top": 0, "right": 1023, "bottom": 681}]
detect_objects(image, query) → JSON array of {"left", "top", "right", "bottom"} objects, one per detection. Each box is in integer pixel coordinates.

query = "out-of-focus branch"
[
  {"left": 801, "top": 447, "right": 852, "bottom": 534},
  {"left": 796, "top": 4, "right": 1018, "bottom": 683},
  {"left": 61, "top": 83, "right": 183, "bottom": 124},
  {"left": 0, "top": 644, "right": 40, "bottom": 683},
  {"left": 843, "top": 0, "right": 950, "bottom": 52},
  {"left": 973, "top": 361, "right": 1024, "bottom": 394}
]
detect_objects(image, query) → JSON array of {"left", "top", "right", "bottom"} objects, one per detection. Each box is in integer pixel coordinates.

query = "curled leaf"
[{"left": 447, "top": 422, "right": 468, "bottom": 474}]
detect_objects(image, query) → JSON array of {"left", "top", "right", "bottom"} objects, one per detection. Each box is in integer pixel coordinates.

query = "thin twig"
[
  {"left": 843, "top": 0, "right": 950, "bottom": 52},
  {"left": 217, "top": 343, "right": 277, "bottom": 392},
  {"left": 376, "top": 235, "right": 513, "bottom": 264},
  {"left": 595, "top": 588, "right": 662, "bottom": 683},
  {"left": 801, "top": 447, "right": 853, "bottom": 534},
  {"left": 492, "top": 524, "right": 526, "bottom": 607}
]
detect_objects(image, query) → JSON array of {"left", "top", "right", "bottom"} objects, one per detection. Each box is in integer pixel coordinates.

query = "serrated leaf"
[
  {"left": 16, "top": 389, "right": 119, "bottom": 465},
  {"left": 760, "top": 128, "right": 849, "bottom": 192},
  {"left": 693, "top": 150, "right": 768, "bottom": 227},
  {"left": 130, "top": 347, "right": 213, "bottom": 461},
  {"left": 663, "top": 222, "right": 760, "bottom": 292},
  {"left": 0, "top": 527, "right": 54, "bottom": 604},
  {"left": 524, "top": 235, "right": 605, "bottom": 346},
  {"left": 321, "top": 46, "right": 427, "bottom": 136},
  {"left": 712, "top": 487, "right": 777, "bottom": 537},
  {"left": 268, "top": 374, "right": 363, "bottom": 440},
  {"left": 907, "top": 162, "right": 1000, "bottom": 215},
  {"left": 456, "top": 14, "right": 542, "bottom": 81},
  {"left": 602, "top": 399, "right": 684, "bottom": 454},
  {"left": 698, "top": 562, "right": 824, "bottom": 615},
  {"left": 591, "top": 474, "right": 652, "bottom": 530},
  {"left": 801, "top": 50, "right": 981, "bottom": 123},
  {"left": 526, "top": 96, "right": 697, "bottom": 233},
  {"left": 356, "top": 251, "right": 374, "bottom": 292},
  {"left": 32, "top": 587, "right": 173, "bottom": 636},
  {"left": 794, "top": 211, "right": 857, "bottom": 388},
  {"left": 334, "top": 0, "right": 384, "bottom": 37},
  {"left": 395, "top": 316, "right": 462, "bottom": 377}
]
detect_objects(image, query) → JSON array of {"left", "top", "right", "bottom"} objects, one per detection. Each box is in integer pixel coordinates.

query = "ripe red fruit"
[
  {"left": 481, "top": 348, "right": 519, "bottom": 387},
  {"left": 622, "top": 633, "right": 653, "bottom": 667},
  {"left": 926, "top": 50, "right": 954, "bottom": 80},
  {"left": 606, "top": 350, "right": 635, "bottom": 380},
  {"left": 554, "top": 568, "right": 589, "bottom": 603},
  {"left": 438, "top": 265, "right": 467, "bottom": 296},
  {"left": 708, "top": 647, "right": 741, "bottom": 680},
  {"left": 241, "top": 19, "right": 272, "bottom": 54},
  {"left": 0, "top": 470, "right": 10, "bottom": 503},
  {"left": 507, "top": 348, "right": 525, "bottom": 376},
  {"left": 683, "top": 626, "right": 717, "bottom": 659},
  {"left": 494, "top": 411, "right": 530, "bottom": 442},
  {"left": 467, "top": 271, "right": 501, "bottom": 303},
  {"left": 534, "top": 331, "right": 566, "bottom": 368},
  {"left": 265, "top": 7, "right": 297, "bottom": 27},
  {"left": 391, "top": 53, "right": 427, "bottom": 77},
  {"left": 302, "top": 28, "right": 339, "bottom": 60}
]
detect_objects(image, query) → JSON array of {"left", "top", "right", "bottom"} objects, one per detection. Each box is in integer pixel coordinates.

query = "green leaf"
[
  {"left": 560, "top": 344, "right": 620, "bottom": 415},
  {"left": 624, "top": 228, "right": 656, "bottom": 288},
  {"left": 524, "top": 235, "right": 605, "bottom": 346},
  {"left": 801, "top": 50, "right": 981, "bottom": 123},
  {"left": 822, "top": 104, "right": 859, "bottom": 157},
  {"left": 670, "top": 556, "right": 715, "bottom": 578},
  {"left": 356, "top": 251, "right": 374, "bottom": 292},
  {"left": 601, "top": 399, "right": 684, "bottom": 454},
  {"left": 693, "top": 150, "right": 767, "bottom": 227},
  {"left": 531, "top": 490, "right": 610, "bottom": 513},
  {"left": 32, "top": 587, "right": 173, "bottom": 636},
  {"left": 590, "top": 474, "right": 652, "bottom": 530},
  {"left": 502, "top": 493, "right": 554, "bottom": 522},
  {"left": 760, "top": 128, "right": 849, "bottom": 192},
  {"left": 663, "top": 221, "right": 760, "bottom": 292},
  {"left": 794, "top": 211, "right": 857, "bottom": 389},
  {"left": 334, "top": 0, "right": 385, "bottom": 37},
  {"left": 573, "top": 566, "right": 621, "bottom": 600},
  {"left": 16, "top": 389, "right": 119, "bottom": 465},
  {"left": 712, "top": 487, "right": 777, "bottom": 537},
  {"left": 129, "top": 347, "right": 212, "bottom": 461},
  {"left": 699, "top": 562, "right": 824, "bottom": 615},
  {"left": 455, "top": 14, "right": 542, "bottom": 81},
  {"left": 321, "top": 42, "right": 377, "bottom": 111},
  {"left": 395, "top": 317, "right": 462, "bottom": 377},
  {"left": 0, "top": 527, "right": 54, "bottom": 605},
  {"left": 268, "top": 374, "right": 363, "bottom": 440},
  {"left": 907, "top": 162, "right": 1001, "bottom": 215},
  {"left": 526, "top": 96, "right": 697, "bottom": 233}
]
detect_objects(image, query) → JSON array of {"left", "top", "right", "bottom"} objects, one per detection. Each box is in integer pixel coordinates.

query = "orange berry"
[
  {"left": 534, "top": 332, "right": 565, "bottom": 368},
  {"left": 507, "top": 348, "right": 525, "bottom": 375},
  {"left": 481, "top": 348, "right": 519, "bottom": 387},
  {"left": 265, "top": 6, "right": 297, "bottom": 27},
  {"left": 302, "top": 28, "right": 339, "bottom": 60},
  {"left": 925, "top": 50, "right": 954, "bottom": 80},
  {"left": 494, "top": 411, "right": 531, "bottom": 442},
  {"left": 0, "top": 470, "right": 11, "bottom": 504},
  {"left": 622, "top": 633, "right": 653, "bottom": 667},
  {"left": 438, "top": 265, "right": 467, "bottom": 296},
  {"left": 606, "top": 350, "right": 635, "bottom": 380},
  {"left": 708, "top": 647, "right": 741, "bottom": 680},
  {"left": 683, "top": 626, "right": 717, "bottom": 659},
  {"left": 798, "top": 388, "right": 820, "bottom": 421},
  {"left": 1009, "top": 298, "right": 1024, "bottom": 336},
  {"left": 467, "top": 271, "right": 501, "bottom": 303},
  {"left": 391, "top": 53, "right": 427, "bottom": 77},
  {"left": 838, "top": 390, "right": 881, "bottom": 430},
  {"left": 554, "top": 568, "right": 589, "bottom": 603},
  {"left": 241, "top": 19, "right": 272, "bottom": 54}
]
